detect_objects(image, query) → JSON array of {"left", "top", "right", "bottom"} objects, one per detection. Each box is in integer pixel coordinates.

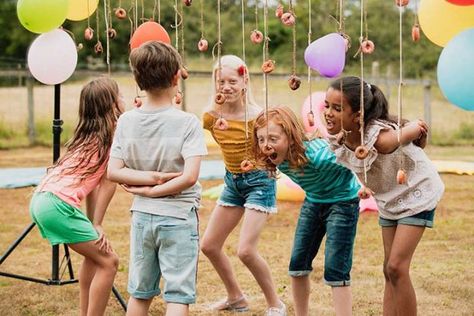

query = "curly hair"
[{"left": 252, "top": 106, "right": 308, "bottom": 175}]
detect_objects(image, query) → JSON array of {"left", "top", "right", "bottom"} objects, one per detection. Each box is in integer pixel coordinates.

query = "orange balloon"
[{"left": 130, "top": 21, "right": 171, "bottom": 49}]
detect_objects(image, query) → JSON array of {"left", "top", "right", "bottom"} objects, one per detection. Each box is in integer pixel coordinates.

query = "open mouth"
[
  {"left": 325, "top": 119, "right": 335, "bottom": 129},
  {"left": 269, "top": 152, "right": 278, "bottom": 160}
]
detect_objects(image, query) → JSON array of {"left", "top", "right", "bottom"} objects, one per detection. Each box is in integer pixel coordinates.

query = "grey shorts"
[{"left": 128, "top": 209, "right": 199, "bottom": 304}]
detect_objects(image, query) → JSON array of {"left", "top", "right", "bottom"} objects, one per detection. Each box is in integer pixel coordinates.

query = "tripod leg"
[
  {"left": 0, "top": 222, "right": 36, "bottom": 265},
  {"left": 63, "top": 244, "right": 75, "bottom": 279},
  {"left": 112, "top": 285, "right": 128, "bottom": 311}
]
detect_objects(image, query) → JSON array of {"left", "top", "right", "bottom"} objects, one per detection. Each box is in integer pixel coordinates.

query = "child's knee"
[{"left": 237, "top": 246, "right": 256, "bottom": 264}]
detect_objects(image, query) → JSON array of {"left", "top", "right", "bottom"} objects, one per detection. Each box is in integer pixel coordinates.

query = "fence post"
[
  {"left": 423, "top": 80, "right": 432, "bottom": 144},
  {"left": 27, "top": 76, "right": 36, "bottom": 145}
]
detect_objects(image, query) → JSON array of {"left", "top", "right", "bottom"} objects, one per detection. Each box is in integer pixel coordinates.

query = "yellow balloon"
[
  {"left": 66, "top": 0, "right": 99, "bottom": 21},
  {"left": 419, "top": 0, "right": 474, "bottom": 47}
]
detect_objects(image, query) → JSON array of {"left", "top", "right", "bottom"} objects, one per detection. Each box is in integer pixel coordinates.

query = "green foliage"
[
  {"left": 0, "top": 0, "right": 442, "bottom": 78},
  {"left": 455, "top": 122, "right": 474, "bottom": 140}
]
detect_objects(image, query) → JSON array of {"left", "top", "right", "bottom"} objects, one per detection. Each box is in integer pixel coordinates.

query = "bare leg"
[
  {"left": 201, "top": 205, "right": 247, "bottom": 302},
  {"left": 386, "top": 225, "right": 425, "bottom": 316},
  {"left": 291, "top": 276, "right": 310, "bottom": 316},
  {"left": 68, "top": 241, "right": 119, "bottom": 316},
  {"left": 166, "top": 303, "right": 188, "bottom": 316},
  {"left": 332, "top": 286, "right": 352, "bottom": 316},
  {"left": 126, "top": 297, "right": 153, "bottom": 316},
  {"left": 238, "top": 209, "right": 280, "bottom": 308},
  {"left": 79, "top": 258, "right": 96, "bottom": 316},
  {"left": 382, "top": 226, "right": 397, "bottom": 316}
]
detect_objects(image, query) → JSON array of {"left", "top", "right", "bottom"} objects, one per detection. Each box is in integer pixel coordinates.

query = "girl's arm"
[
  {"left": 121, "top": 156, "right": 202, "bottom": 198},
  {"left": 107, "top": 157, "right": 182, "bottom": 185},
  {"left": 374, "top": 120, "right": 428, "bottom": 154},
  {"left": 86, "top": 174, "right": 117, "bottom": 253}
]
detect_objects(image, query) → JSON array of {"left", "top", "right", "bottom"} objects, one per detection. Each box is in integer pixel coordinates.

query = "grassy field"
[
  {"left": 0, "top": 147, "right": 473, "bottom": 315},
  {"left": 0, "top": 72, "right": 474, "bottom": 148}
]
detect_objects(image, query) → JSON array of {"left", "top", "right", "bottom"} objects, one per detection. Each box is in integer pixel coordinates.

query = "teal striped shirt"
[{"left": 278, "top": 139, "right": 360, "bottom": 203}]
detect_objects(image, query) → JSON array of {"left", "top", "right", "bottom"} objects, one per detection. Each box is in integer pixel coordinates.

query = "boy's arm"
[
  {"left": 374, "top": 120, "right": 428, "bottom": 154},
  {"left": 121, "top": 156, "right": 202, "bottom": 198},
  {"left": 107, "top": 157, "right": 181, "bottom": 185}
]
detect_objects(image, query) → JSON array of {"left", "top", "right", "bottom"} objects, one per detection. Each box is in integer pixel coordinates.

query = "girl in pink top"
[{"left": 30, "top": 77, "right": 123, "bottom": 316}]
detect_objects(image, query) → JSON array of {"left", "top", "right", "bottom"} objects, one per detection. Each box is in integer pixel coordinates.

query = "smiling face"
[
  {"left": 256, "top": 120, "right": 291, "bottom": 166},
  {"left": 324, "top": 87, "right": 360, "bottom": 135},
  {"left": 215, "top": 66, "right": 246, "bottom": 105}
]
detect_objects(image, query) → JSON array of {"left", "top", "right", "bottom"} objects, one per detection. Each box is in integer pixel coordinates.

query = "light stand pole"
[{"left": 0, "top": 84, "right": 127, "bottom": 311}]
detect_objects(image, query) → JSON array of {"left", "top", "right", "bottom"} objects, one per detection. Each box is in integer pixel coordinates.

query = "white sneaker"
[{"left": 265, "top": 301, "right": 287, "bottom": 316}]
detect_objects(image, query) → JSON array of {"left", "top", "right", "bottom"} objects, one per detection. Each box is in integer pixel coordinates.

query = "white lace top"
[{"left": 328, "top": 119, "right": 444, "bottom": 220}]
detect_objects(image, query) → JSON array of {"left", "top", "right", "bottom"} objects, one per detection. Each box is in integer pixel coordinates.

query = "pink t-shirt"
[{"left": 37, "top": 153, "right": 107, "bottom": 208}]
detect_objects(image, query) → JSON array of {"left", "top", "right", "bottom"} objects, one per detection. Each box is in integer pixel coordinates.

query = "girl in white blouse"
[{"left": 324, "top": 76, "right": 444, "bottom": 316}]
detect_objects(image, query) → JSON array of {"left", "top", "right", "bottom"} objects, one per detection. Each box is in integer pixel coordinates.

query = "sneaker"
[
  {"left": 209, "top": 295, "right": 249, "bottom": 312},
  {"left": 265, "top": 301, "right": 287, "bottom": 316}
]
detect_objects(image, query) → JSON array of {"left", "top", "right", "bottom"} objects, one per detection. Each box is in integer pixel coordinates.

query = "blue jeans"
[
  {"left": 127, "top": 209, "right": 199, "bottom": 304},
  {"left": 289, "top": 198, "right": 359, "bottom": 287},
  {"left": 217, "top": 169, "right": 277, "bottom": 213},
  {"left": 379, "top": 209, "right": 435, "bottom": 228}
]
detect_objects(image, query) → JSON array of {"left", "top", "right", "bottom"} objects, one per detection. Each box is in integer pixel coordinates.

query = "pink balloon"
[
  {"left": 304, "top": 33, "right": 346, "bottom": 78},
  {"left": 360, "top": 196, "right": 378, "bottom": 213},
  {"left": 301, "top": 91, "right": 328, "bottom": 137},
  {"left": 446, "top": 0, "right": 474, "bottom": 5}
]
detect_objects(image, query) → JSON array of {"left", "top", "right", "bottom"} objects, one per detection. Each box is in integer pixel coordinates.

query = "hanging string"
[
  {"left": 359, "top": 0, "right": 368, "bottom": 184},
  {"left": 254, "top": 1, "right": 259, "bottom": 31},
  {"left": 241, "top": 0, "right": 249, "bottom": 142},
  {"left": 339, "top": 0, "right": 345, "bottom": 134},
  {"left": 96, "top": 5, "right": 100, "bottom": 43},
  {"left": 174, "top": 0, "right": 179, "bottom": 49},
  {"left": 217, "top": 0, "right": 223, "bottom": 119},
  {"left": 200, "top": 0, "right": 205, "bottom": 39},
  {"left": 180, "top": 0, "right": 185, "bottom": 64},
  {"left": 307, "top": 0, "right": 312, "bottom": 114},
  {"left": 134, "top": 0, "right": 138, "bottom": 30},
  {"left": 397, "top": 5, "right": 404, "bottom": 167},
  {"left": 104, "top": 0, "right": 111, "bottom": 74},
  {"left": 290, "top": 0, "right": 296, "bottom": 76},
  {"left": 87, "top": 0, "right": 91, "bottom": 30},
  {"left": 263, "top": 0, "right": 270, "bottom": 138}
]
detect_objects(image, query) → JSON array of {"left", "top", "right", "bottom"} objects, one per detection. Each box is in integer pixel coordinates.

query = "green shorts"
[{"left": 29, "top": 192, "right": 98, "bottom": 245}]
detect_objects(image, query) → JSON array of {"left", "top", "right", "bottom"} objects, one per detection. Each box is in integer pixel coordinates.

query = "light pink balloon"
[
  {"left": 27, "top": 28, "right": 77, "bottom": 85},
  {"left": 360, "top": 196, "right": 378, "bottom": 213},
  {"left": 301, "top": 91, "right": 328, "bottom": 137}
]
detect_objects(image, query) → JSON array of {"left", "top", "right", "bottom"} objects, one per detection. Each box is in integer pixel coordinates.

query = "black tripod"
[{"left": 0, "top": 84, "right": 127, "bottom": 311}]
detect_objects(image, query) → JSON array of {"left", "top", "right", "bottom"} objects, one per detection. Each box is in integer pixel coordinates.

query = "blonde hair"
[
  {"left": 206, "top": 55, "right": 258, "bottom": 111},
  {"left": 253, "top": 106, "right": 308, "bottom": 173}
]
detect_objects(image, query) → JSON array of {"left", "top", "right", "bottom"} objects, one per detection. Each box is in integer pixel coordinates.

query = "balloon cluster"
[
  {"left": 18, "top": 0, "right": 172, "bottom": 86},
  {"left": 418, "top": 0, "right": 474, "bottom": 111},
  {"left": 17, "top": 0, "right": 101, "bottom": 85}
]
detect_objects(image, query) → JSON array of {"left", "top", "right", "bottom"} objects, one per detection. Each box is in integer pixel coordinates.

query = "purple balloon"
[{"left": 304, "top": 33, "right": 346, "bottom": 78}]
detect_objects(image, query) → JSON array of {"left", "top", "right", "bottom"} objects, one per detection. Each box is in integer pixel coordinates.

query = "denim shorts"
[
  {"left": 128, "top": 209, "right": 199, "bottom": 304},
  {"left": 288, "top": 198, "right": 359, "bottom": 287},
  {"left": 379, "top": 209, "right": 435, "bottom": 228},
  {"left": 217, "top": 169, "right": 277, "bottom": 214}
]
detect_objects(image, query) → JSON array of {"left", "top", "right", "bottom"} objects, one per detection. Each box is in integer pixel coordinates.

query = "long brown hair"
[
  {"left": 52, "top": 77, "right": 122, "bottom": 182},
  {"left": 253, "top": 106, "right": 308, "bottom": 173}
]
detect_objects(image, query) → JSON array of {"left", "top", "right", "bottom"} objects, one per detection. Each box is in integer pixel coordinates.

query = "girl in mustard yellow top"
[{"left": 200, "top": 55, "right": 285, "bottom": 315}]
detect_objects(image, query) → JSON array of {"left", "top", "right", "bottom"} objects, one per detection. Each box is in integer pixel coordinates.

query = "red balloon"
[
  {"left": 446, "top": 0, "right": 474, "bottom": 5},
  {"left": 130, "top": 21, "right": 171, "bottom": 49}
]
